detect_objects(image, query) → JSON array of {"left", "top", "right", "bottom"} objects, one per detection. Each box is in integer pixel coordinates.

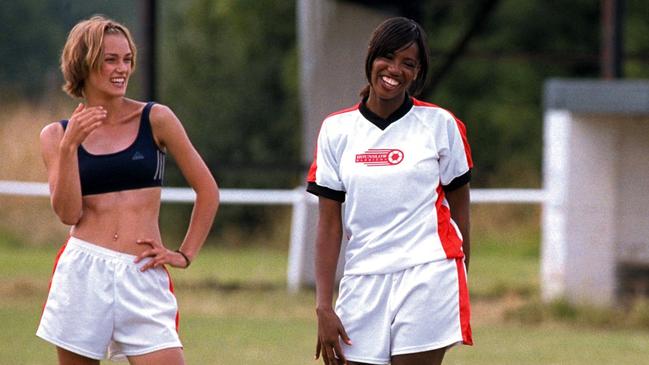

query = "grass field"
[{"left": 2, "top": 210, "right": 649, "bottom": 365}]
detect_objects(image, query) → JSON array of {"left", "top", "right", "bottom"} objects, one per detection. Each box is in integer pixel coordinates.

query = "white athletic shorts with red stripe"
[
  {"left": 36, "top": 237, "right": 182, "bottom": 360},
  {"left": 335, "top": 258, "right": 472, "bottom": 364}
]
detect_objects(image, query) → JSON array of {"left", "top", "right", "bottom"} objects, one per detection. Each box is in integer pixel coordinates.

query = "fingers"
[
  {"left": 340, "top": 327, "right": 352, "bottom": 346},
  {"left": 317, "top": 338, "right": 348, "bottom": 365},
  {"left": 135, "top": 239, "right": 189, "bottom": 271},
  {"left": 71, "top": 105, "right": 105, "bottom": 123},
  {"left": 75, "top": 107, "right": 107, "bottom": 130},
  {"left": 135, "top": 238, "right": 156, "bottom": 249},
  {"left": 316, "top": 309, "right": 351, "bottom": 364},
  {"left": 333, "top": 343, "right": 347, "bottom": 364},
  {"left": 72, "top": 103, "right": 85, "bottom": 115},
  {"left": 135, "top": 238, "right": 164, "bottom": 271},
  {"left": 323, "top": 342, "right": 343, "bottom": 365},
  {"left": 315, "top": 339, "right": 321, "bottom": 360},
  {"left": 65, "top": 105, "right": 107, "bottom": 145},
  {"left": 324, "top": 345, "right": 334, "bottom": 365}
]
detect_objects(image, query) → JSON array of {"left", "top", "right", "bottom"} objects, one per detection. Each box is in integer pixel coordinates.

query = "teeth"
[
  {"left": 111, "top": 78, "right": 125, "bottom": 84},
  {"left": 382, "top": 76, "right": 399, "bottom": 86}
]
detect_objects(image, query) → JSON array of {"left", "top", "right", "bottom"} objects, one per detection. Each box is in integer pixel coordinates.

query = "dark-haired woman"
[
  {"left": 36, "top": 16, "right": 218, "bottom": 365},
  {"left": 307, "top": 17, "right": 473, "bottom": 365}
]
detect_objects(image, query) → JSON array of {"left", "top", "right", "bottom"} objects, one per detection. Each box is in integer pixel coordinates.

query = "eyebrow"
[{"left": 104, "top": 52, "right": 133, "bottom": 57}]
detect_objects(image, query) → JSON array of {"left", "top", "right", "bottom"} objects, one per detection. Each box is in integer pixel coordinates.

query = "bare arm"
[
  {"left": 145, "top": 104, "right": 219, "bottom": 266},
  {"left": 314, "top": 197, "right": 351, "bottom": 365},
  {"left": 315, "top": 197, "right": 343, "bottom": 311},
  {"left": 40, "top": 104, "right": 106, "bottom": 225},
  {"left": 446, "top": 183, "right": 471, "bottom": 271}
]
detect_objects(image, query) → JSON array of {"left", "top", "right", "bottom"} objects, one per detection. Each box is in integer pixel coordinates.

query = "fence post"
[{"left": 287, "top": 187, "right": 310, "bottom": 293}]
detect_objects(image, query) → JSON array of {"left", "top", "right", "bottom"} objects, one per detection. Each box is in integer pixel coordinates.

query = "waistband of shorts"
[{"left": 66, "top": 236, "right": 140, "bottom": 263}]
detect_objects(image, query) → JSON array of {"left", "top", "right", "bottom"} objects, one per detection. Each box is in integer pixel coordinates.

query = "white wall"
[{"left": 542, "top": 111, "right": 649, "bottom": 306}]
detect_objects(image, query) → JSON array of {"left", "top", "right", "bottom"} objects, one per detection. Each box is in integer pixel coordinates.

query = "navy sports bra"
[{"left": 60, "top": 102, "right": 165, "bottom": 196}]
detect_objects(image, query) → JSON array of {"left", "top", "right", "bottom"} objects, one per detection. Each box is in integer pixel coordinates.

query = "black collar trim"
[{"left": 359, "top": 95, "right": 413, "bottom": 130}]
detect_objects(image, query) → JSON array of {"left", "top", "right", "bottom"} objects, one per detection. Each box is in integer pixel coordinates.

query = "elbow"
[
  {"left": 50, "top": 191, "right": 83, "bottom": 225},
  {"left": 210, "top": 183, "right": 220, "bottom": 211},
  {"left": 53, "top": 204, "right": 82, "bottom": 225},
  {"left": 58, "top": 213, "right": 81, "bottom": 226},
  {"left": 196, "top": 178, "right": 220, "bottom": 209}
]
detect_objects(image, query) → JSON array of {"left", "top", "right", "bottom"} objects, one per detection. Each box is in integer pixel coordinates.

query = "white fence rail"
[
  {"left": 0, "top": 180, "right": 546, "bottom": 204},
  {"left": 0, "top": 180, "right": 546, "bottom": 291}
]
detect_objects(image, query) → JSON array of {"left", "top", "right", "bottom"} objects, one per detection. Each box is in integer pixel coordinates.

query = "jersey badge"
[{"left": 355, "top": 149, "right": 404, "bottom": 166}]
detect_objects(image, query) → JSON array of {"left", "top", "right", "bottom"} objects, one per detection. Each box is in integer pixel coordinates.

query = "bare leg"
[
  {"left": 128, "top": 347, "right": 185, "bottom": 365},
  {"left": 390, "top": 347, "right": 447, "bottom": 365},
  {"left": 56, "top": 347, "right": 100, "bottom": 365}
]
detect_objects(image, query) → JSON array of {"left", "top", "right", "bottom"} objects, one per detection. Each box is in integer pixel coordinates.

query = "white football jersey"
[{"left": 307, "top": 96, "right": 473, "bottom": 275}]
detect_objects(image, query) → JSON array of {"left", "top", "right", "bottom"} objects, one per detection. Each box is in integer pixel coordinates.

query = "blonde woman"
[{"left": 37, "top": 15, "right": 219, "bottom": 364}]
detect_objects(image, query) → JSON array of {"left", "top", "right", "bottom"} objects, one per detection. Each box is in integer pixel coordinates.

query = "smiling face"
[
  {"left": 369, "top": 41, "right": 420, "bottom": 104},
  {"left": 85, "top": 33, "right": 133, "bottom": 99}
]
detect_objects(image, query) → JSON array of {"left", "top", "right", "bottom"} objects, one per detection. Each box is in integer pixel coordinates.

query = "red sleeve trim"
[
  {"left": 306, "top": 103, "right": 360, "bottom": 184},
  {"left": 412, "top": 98, "right": 473, "bottom": 168}
]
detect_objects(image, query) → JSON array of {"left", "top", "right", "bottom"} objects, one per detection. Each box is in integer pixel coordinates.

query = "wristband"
[{"left": 175, "top": 249, "right": 191, "bottom": 268}]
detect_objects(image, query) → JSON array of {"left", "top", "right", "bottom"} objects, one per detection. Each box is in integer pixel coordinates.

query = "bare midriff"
[{"left": 70, "top": 187, "right": 163, "bottom": 255}]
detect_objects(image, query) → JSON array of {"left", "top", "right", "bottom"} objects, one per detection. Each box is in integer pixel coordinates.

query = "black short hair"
[{"left": 362, "top": 17, "right": 430, "bottom": 97}]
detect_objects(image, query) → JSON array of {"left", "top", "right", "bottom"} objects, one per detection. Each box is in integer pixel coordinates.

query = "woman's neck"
[
  {"left": 365, "top": 90, "right": 406, "bottom": 119},
  {"left": 83, "top": 96, "right": 133, "bottom": 125}
]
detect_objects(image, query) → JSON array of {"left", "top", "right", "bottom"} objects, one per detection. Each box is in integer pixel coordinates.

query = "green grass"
[
  {"left": 445, "top": 324, "right": 649, "bottom": 365},
  {"left": 469, "top": 233, "right": 540, "bottom": 298},
  {"left": 3, "top": 225, "right": 649, "bottom": 364}
]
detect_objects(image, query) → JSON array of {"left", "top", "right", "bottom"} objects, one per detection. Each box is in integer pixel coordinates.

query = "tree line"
[{"left": 2, "top": 0, "right": 648, "bottom": 242}]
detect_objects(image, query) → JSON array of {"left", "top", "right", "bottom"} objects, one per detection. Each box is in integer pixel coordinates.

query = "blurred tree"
[
  {"left": 0, "top": 0, "right": 137, "bottom": 101},
  {"left": 158, "top": 0, "right": 300, "bottom": 245},
  {"left": 160, "top": 0, "right": 300, "bottom": 190},
  {"left": 2, "top": 0, "right": 648, "bottom": 193},
  {"left": 0, "top": 1, "right": 63, "bottom": 99},
  {"left": 419, "top": 0, "right": 602, "bottom": 187}
]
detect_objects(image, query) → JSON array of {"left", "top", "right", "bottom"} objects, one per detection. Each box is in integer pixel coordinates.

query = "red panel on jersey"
[
  {"left": 413, "top": 98, "right": 473, "bottom": 168},
  {"left": 435, "top": 186, "right": 464, "bottom": 259},
  {"left": 307, "top": 103, "right": 360, "bottom": 184}
]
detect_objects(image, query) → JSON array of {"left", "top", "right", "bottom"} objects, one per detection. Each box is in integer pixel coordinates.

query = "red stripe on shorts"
[
  {"left": 40, "top": 237, "right": 70, "bottom": 318},
  {"left": 456, "top": 258, "right": 473, "bottom": 345},
  {"left": 162, "top": 266, "right": 179, "bottom": 332}
]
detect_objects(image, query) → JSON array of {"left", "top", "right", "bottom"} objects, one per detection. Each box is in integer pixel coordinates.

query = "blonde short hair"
[{"left": 60, "top": 15, "right": 137, "bottom": 98}]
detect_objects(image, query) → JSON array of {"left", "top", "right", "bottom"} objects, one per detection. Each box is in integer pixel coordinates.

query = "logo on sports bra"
[
  {"left": 355, "top": 149, "right": 404, "bottom": 166},
  {"left": 132, "top": 151, "right": 145, "bottom": 160}
]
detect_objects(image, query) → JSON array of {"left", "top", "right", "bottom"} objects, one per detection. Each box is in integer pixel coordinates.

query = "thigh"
[
  {"left": 391, "top": 347, "right": 447, "bottom": 365},
  {"left": 110, "top": 265, "right": 182, "bottom": 359},
  {"left": 57, "top": 347, "right": 100, "bottom": 365},
  {"left": 128, "top": 347, "right": 185, "bottom": 365},
  {"left": 335, "top": 274, "right": 392, "bottom": 364},
  {"left": 38, "top": 240, "right": 115, "bottom": 360},
  {"left": 391, "top": 259, "right": 471, "bottom": 355}
]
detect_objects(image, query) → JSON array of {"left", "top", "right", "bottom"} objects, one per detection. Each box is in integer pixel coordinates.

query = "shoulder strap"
[
  {"left": 143, "top": 102, "right": 155, "bottom": 121},
  {"left": 139, "top": 102, "right": 155, "bottom": 131}
]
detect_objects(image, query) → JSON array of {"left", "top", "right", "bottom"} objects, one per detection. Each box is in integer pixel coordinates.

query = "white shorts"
[
  {"left": 36, "top": 237, "right": 182, "bottom": 361},
  {"left": 335, "top": 258, "right": 472, "bottom": 364}
]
